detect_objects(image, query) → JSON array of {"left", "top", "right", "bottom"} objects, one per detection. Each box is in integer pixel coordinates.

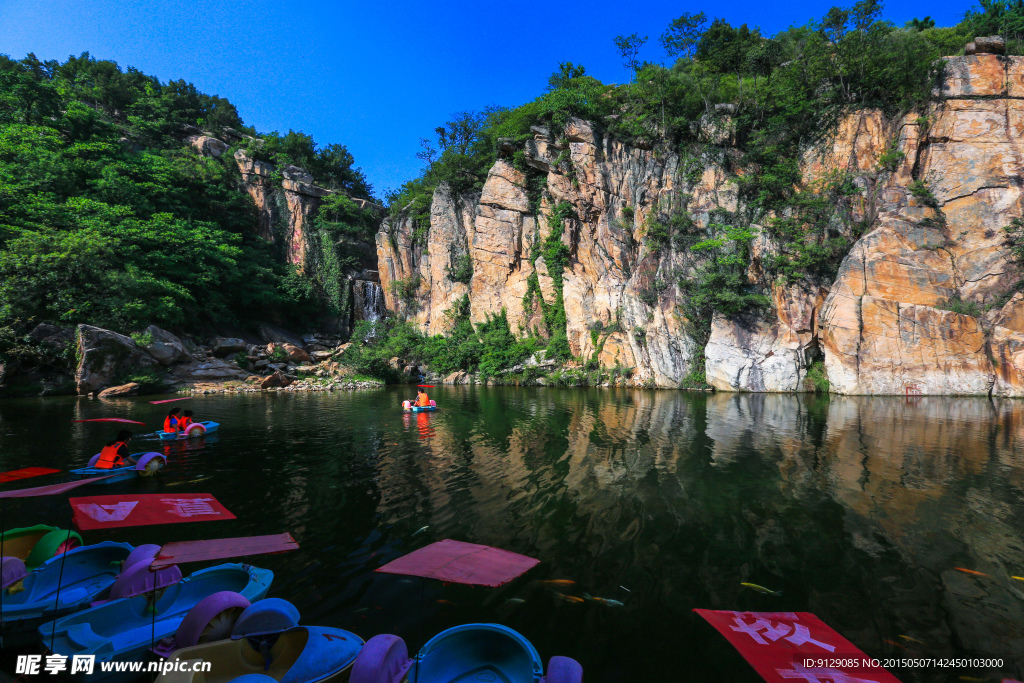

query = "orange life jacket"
[
  {"left": 96, "top": 442, "right": 126, "bottom": 469},
  {"left": 179, "top": 416, "right": 192, "bottom": 430},
  {"left": 416, "top": 393, "right": 430, "bottom": 407},
  {"left": 163, "top": 416, "right": 178, "bottom": 433}
]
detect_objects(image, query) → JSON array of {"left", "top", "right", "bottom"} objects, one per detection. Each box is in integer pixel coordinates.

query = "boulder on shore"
[
  {"left": 211, "top": 338, "right": 247, "bottom": 356},
  {"left": 260, "top": 371, "right": 293, "bottom": 389},
  {"left": 172, "top": 359, "right": 248, "bottom": 381},
  {"left": 142, "top": 325, "right": 192, "bottom": 366},
  {"left": 76, "top": 325, "right": 158, "bottom": 395}
]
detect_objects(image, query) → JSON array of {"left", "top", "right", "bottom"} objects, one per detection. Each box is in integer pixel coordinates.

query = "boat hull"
[
  {"left": 159, "top": 422, "right": 219, "bottom": 441},
  {"left": 158, "top": 626, "right": 363, "bottom": 683},
  {"left": 4, "top": 542, "right": 133, "bottom": 647},
  {"left": 40, "top": 563, "right": 272, "bottom": 682}
]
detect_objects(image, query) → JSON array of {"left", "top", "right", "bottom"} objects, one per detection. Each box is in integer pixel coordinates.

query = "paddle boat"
[
  {"left": 160, "top": 421, "right": 220, "bottom": 441},
  {"left": 156, "top": 597, "right": 365, "bottom": 682},
  {"left": 70, "top": 452, "right": 167, "bottom": 484},
  {"left": 0, "top": 525, "right": 83, "bottom": 570},
  {"left": 350, "top": 624, "right": 582, "bottom": 683},
  {"left": 41, "top": 563, "right": 272, "bottom": 679},
  {"left": 0, "top": 541, "right": 134, "bottom": 647},
  {"left": 402, "top": 401, "right": 436, "bottom": 412}
]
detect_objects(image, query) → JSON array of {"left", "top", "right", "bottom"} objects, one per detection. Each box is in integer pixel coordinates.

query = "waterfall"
[{"left": 353, "top": 279, "right": 386, "bottom": 322}]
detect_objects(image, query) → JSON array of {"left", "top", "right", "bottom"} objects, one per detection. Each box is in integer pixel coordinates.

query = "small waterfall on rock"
[{"left": 353, "top": 278, "right": 386, "bottom": 322}]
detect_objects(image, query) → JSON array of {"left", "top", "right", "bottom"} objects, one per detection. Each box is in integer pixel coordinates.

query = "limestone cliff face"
[
  {"left": 378, "top": 120, "right": 730, "bottom": 386},
  {"left": 377, "top": 52, "right": 1024, "bottom": 394},
  {"left": 226, "top": 148, "right": 383, "bottom": 335},
  {"left": 819, "top": 55, "right": 1024, "bottom": 395},
  {"left": 234, "top": 151, "right": 330, "bottom": 269}
]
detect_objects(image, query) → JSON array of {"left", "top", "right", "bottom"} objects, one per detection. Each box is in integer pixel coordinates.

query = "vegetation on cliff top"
[
  {"left": 0, "top": 52, "right": 373, "bottom": 355},
  {"left": 376, "top": 0, "right": 1011, "bottom": 372}
]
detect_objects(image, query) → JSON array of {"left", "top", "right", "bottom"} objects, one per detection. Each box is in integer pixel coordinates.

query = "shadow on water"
[{"left": 0, "top": 388, "right": 1022, "bottom": 682}]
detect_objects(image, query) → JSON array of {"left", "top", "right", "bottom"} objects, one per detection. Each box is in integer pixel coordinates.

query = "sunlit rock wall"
[{"left": 377, "top": 53, "right": 1024, "bottom": 394}]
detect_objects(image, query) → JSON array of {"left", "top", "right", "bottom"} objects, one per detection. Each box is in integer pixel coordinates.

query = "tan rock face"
[
  {"left": 234, "top": 151, "right": 329, "bottom": 268},
  {"left": 375, "top": 54, "right": 1024, "bottom": 394},
  {"left": 706, "top": 285, "right": 826, "bottom": 392},
  {"left": 819, "top": 53, "right": 1024, "bottom": 394}
]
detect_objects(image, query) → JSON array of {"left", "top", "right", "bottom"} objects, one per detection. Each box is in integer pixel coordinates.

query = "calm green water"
[{"left": 0, "top": 388, "right": 1022, "bottom": 682}]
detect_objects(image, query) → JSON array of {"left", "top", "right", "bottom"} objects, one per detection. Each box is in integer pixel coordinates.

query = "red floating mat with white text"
[
  {"left": 69, "top": 493, "right": 235, "bottom": 530},
  {"left": 694, "top": 610, "right": 901, "bottom": 683},
  {"left": 0, "top": 467, "right": 61, "bottom": 484}
]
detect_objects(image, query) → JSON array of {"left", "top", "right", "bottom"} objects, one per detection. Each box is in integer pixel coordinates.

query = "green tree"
[{"left": 660, "top": 12, "right": 708, "bottom": 60}]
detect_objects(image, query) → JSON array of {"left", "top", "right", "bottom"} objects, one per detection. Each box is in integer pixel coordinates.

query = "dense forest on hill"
[
  {"left": 347, "top": 0, "right": 1024, "bottom": 382},
  {"left": 0, "top": 52, "right": 374, "bottom": 374}
]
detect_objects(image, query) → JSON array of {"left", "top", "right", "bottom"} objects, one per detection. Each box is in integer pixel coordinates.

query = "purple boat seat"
[
  {"left": 546, "top": 656, "right": 584, "bottom": 683},
  {"left": 0, "top": 556, "right": 27, "bottom": 589},
  {"left": 350, "top": 634, "right": 413, "bottom": 683},
  {"left": 106, "top": 557, "right": 182, "bottom": 601},
  {"left": 231, "top": 598, "right": 300, "bottom": 638}
]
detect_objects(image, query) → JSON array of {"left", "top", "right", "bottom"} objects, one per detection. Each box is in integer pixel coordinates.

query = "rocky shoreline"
[{"left": 0, "top": 321, "right": 386, "bottom": 399}]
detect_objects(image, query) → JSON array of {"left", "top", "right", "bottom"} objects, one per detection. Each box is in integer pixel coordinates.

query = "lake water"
[{"left": 0, "top": 387, "right": 1022, "bottom": 682}]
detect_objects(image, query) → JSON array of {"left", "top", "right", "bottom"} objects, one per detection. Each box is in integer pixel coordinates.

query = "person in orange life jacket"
[
  {"left": 163, "top": 407, "right": 182, "bottom": 433},
  {"left": 411, "top": 389, "right": 430, "bottom": 407},
  {"left": 96, "top": 430, "right": 137, "bottom": 469},
  {"left": 178, "top": 410, "right": 195, "bottom": 430}
]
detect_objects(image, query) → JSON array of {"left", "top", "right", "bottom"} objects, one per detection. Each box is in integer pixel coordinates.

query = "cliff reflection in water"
[{"left": 375, "top": 390, "right": 1024, "bottom": 680}]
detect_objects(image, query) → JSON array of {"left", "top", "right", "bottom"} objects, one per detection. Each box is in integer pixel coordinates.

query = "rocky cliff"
[
  {"left": 186, "top": 131, "right": 386, "bottom": 335},
  {"left": 376, "top": 48, "right": 1024, "bottom": 395}
]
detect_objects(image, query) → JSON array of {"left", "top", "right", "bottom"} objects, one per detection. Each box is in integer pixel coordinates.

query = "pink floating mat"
[
  {"left": 70, "top": 493, "right": 235, "bottom": 530},
  {"left": 73, "top": 418, "right": 146, "bottom": 425},
  {"left": 150, "top": 533, "right": 299, "bottom": 569},
  {"left": 149, "top": 397, "right": 191, "bottom": 404},
  {"left": 376, "top": 539, "right": 539, "bottom": 587},
  {"left": 0, "top": 467, "right": 61, "bottom": 484},
  {"left": 694, "top": 610, "right": 901, "bottom": 683},
  {"left": 0, "top": 476, "right": 116, "bottom": 498}
]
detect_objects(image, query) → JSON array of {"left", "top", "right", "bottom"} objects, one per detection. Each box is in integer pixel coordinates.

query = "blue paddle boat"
[
  {"left": 402, "top": 400, "right": 437, "bottom": 412},
  {"left": 155, "top": 597, "right": 365, "bottom": 683},
  {"left": 40, "top": 563, "right": 272, "bottom": 679},
  {"left": 159, "top": 421, "right": 219, "bottom": 441},
  {"left": 350, "top": 624, "right": 582, "bottom": 683},
  {"left": 0, "top": 542, "right": 134, "bottom": 647},
  {"left": 70, "top": 452, "right": 167, "bottom": 484}
]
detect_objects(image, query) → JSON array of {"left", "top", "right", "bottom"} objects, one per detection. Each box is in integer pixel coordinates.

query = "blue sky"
[{"left": 1, "top": 0, "right": 967, "bottom": 198}]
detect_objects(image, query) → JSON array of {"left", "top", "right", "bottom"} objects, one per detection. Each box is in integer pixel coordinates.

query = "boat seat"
[
  {"left": 240, "top": 628, "right": 308, "bottom": 680},
  {"left": 65, "top": 623, "right": 108, "bottom": 651},
  {"left": 0, "top": 557, "right": 27, "bottom": 589}
]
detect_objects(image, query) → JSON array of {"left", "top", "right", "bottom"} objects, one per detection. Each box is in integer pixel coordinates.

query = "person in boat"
[
  {"left": 163, "top": 407, "right": 182, "bottom": 433},
  {"left": 178, "top": 410, "right": 194, "bottom": 430},
  {"left": 412, "top": 389, "right": 430, "bottom": 408},
  {"left": 96, "top": 430, "right": 137, "bottom": 469}
]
